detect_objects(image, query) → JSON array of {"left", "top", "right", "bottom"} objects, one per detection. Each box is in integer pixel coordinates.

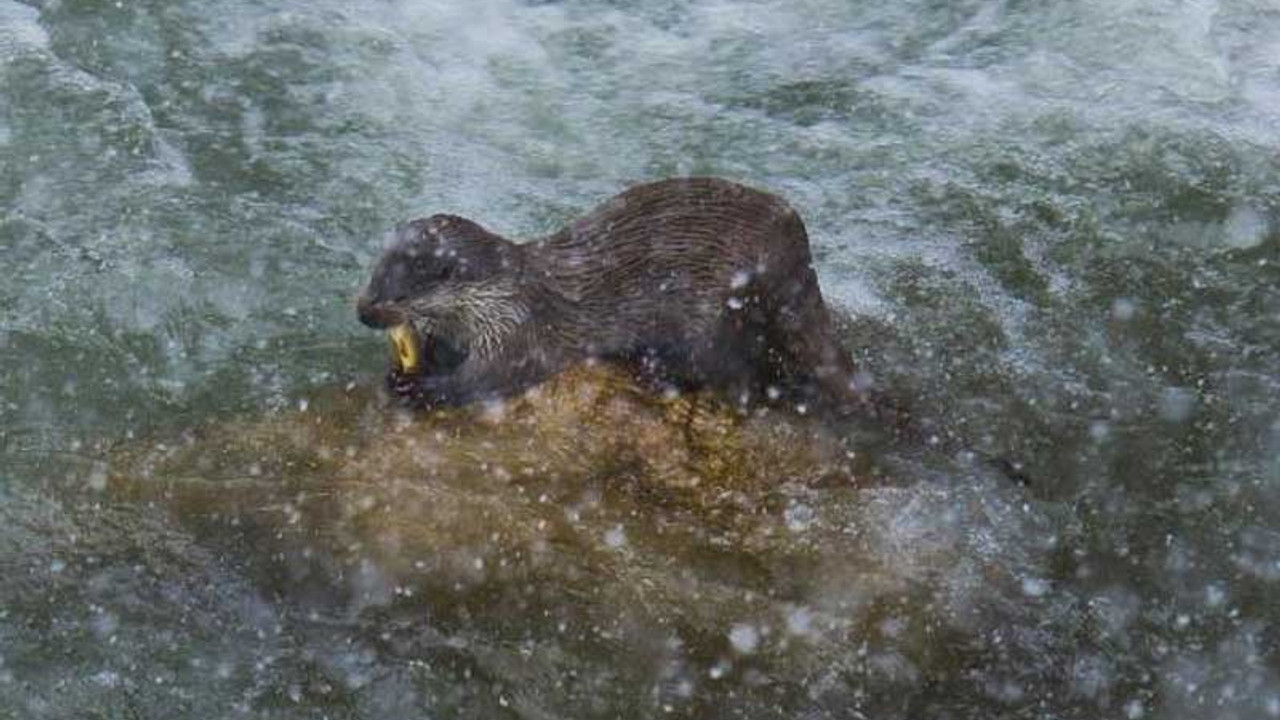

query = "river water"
[{"left": 2, "top": 0, "right": 1278, "bottom": 717}]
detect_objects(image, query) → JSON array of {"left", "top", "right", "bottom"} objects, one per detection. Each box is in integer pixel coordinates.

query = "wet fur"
[{"left": 358, "top": 178, "right": 882, "bottom": 418}]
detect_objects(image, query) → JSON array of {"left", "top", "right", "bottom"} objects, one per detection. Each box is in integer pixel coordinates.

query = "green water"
[{"left": 2, "top": 0, "right": 1278, "bottom": 717}]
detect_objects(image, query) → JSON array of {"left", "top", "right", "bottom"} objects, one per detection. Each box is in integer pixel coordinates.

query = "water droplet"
[
  {"left": 784, "top": 503, "right": 815, "bottom": 533},
  {"left": 1159, "top": 388, "right": 1195, "bottom": 423},
  {"left": 1089, "top": 421, "right": 1111, "bottom": 441},
  {"left": 1111, "top": 298, "right": 1137, "bottom": 321},
  {"left": 86, "top": 462, "right": 109, "bottom": 492},
  {"left": 852, "top": 370, "right": 875, "bottom": 391},
  {"left": 786, "top": 606, "right": 816, "bottom": 637},
  {"left": 1022, "top": 578, "right": 1049, "bottom": 597},
  {"left": 728, "top": 624, "right": 759, "bottom": 654},
  {"left": 1223, "top": 204, "right": 1268, "bottom": 249}
]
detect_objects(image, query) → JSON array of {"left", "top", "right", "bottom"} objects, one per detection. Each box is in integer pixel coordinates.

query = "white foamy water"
[{"left": 0, "top": 2, "right": 48, "bottom": 59}]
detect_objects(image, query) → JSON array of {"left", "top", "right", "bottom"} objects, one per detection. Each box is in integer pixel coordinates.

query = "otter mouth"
[{"left": 385, "top": 324, "right": 469, "bottom": 376}]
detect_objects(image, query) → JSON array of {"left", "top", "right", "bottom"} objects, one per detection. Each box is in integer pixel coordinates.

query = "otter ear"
[
  {"left": 389, "top": 218, "right": 443, "bottom": 254},
  {"left": 418, "top": 214, "right": 516, "bottom": 277},
  {"left": 421, "top": 215, "right": 495, "bottom": 247}
]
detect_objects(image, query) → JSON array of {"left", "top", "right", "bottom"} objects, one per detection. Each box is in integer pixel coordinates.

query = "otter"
[{"left": 356, "top": 177, "right": 892, "bottom": 421}]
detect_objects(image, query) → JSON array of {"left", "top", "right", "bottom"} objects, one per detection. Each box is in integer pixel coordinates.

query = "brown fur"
[{"left": 357, "top": 178, "right": 884, "bottom": 418}]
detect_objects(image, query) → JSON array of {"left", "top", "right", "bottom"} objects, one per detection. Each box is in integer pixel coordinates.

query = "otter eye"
[
  {"left": 376, "top": 261, "right": 411, "bottom": 301},
  {"left": 415, "top": 257, "right": 455, "bottom": 283}
]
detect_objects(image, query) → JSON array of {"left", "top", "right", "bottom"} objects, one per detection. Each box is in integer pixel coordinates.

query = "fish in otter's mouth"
[{"left": 387, "top": 324, "right": 421, "bottom": 374}]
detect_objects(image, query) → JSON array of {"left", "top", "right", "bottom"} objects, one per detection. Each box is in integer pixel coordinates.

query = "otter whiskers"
[{"left": 409, "top": 280, "right": 529, "bottom": 360}]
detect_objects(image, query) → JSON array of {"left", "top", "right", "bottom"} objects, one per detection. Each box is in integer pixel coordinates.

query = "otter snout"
[
  {"left": 355, "top": 294, "right": 406, "bottom": 329},
  {"left": 358, "top": 249, "right": 418, "bottom": 329}
]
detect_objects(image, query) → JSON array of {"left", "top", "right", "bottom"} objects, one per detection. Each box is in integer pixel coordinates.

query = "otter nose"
[{"left": 356, "top": 294, "right": 402, "bottom": 328}]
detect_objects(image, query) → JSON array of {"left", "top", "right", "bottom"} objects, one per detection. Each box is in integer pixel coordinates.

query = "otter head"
[{"left": 357, "top": 214, "right": 526, "bottom": 385}]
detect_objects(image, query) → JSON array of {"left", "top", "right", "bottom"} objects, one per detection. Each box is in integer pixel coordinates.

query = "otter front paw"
[
  {"left": 387, "top": 369, "right": 420, "bottom": 404},
  {"left": 386, "top": 370, "right": 461, "bottom": 409}
]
